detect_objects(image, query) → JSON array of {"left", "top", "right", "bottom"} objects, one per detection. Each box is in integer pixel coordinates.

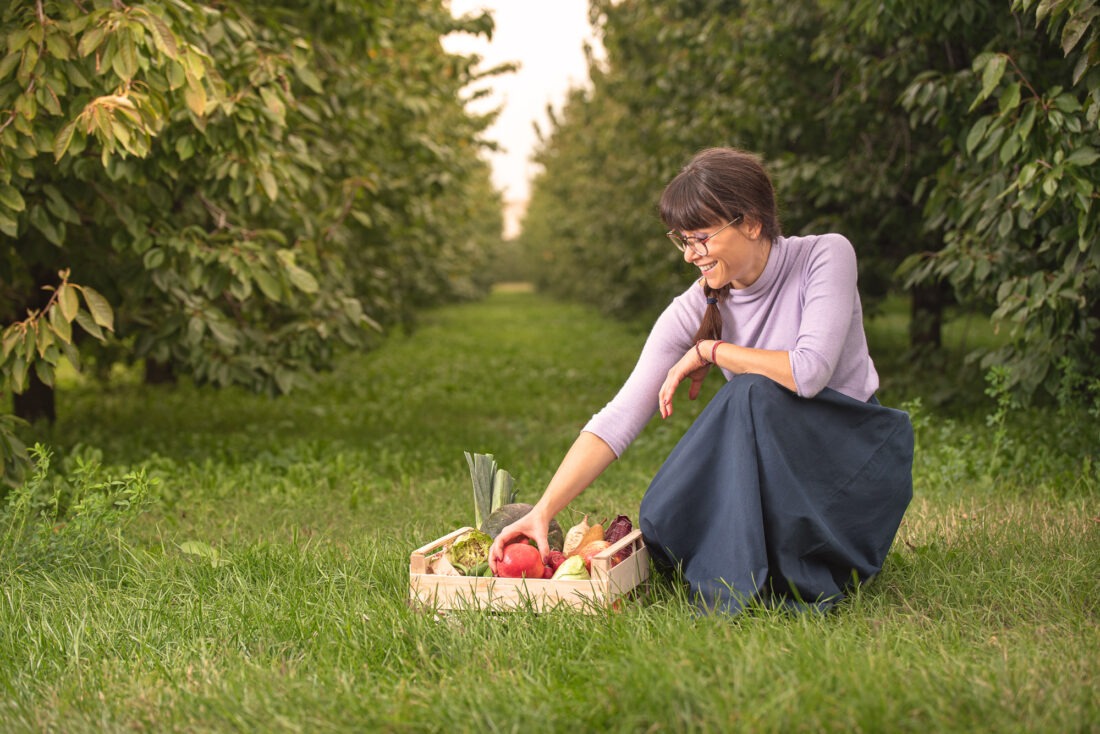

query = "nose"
[{"left": 683, "top": 246, "right": 699, "bottom": 264}]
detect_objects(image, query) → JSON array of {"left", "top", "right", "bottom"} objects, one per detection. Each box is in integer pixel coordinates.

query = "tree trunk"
[
  {"left": 12, "top": 370, "right": 56, "bottom": 424},
  {"left": 11, "top": 266, "right": 58, "bottom": 424},
  {"left": 144, "top": 358, "right": 177, "bottom": 385},
  {"left": 909, "top": 282, "right": 948, "bottom": 351}
]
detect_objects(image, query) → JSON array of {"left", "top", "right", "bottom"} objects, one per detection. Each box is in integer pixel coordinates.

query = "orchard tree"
[
  {"left": 0, "top": 0, "right": 503, "bottom": 488},
  {"left": 899, "top": 0, "right": 1100, "bottom": 406}
]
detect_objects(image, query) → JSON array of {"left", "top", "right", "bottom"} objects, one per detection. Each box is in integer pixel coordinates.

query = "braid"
[{"left": 693, "top": 283, "right": 727, "bottom": 343}]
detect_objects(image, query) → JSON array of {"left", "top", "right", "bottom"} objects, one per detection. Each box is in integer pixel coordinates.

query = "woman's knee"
[{"left": 716, "top": 373, "right": 787, "bottom": 404}]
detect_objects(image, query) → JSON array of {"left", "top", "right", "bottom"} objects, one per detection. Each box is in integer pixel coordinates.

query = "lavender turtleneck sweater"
[{"left": 582, "top": 233, "right": 880, "bottom": 458}]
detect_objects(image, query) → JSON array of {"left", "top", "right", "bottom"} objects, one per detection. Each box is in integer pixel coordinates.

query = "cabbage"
[
  {"left": 449, "top": 530, "right": 492, "bottom": 575},
  {"left": 550, "top": 555, "right": 589, "bottom": 580}
]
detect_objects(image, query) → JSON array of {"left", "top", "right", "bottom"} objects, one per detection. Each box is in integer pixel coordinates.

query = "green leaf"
[
  {"left": 1033, "top": 0, "right": 1057, "bottom": 22},
  {"left": 206, "top": 318, "right": 238, "bottom": 348},
  {"left": 44, "top": 29, "right": 73, "bottom": 61},
  {"left": 258, "top": 169, "right": 278, "bottom": 201},
  {"left": 0, "top": 211, "right": 17, "bottom": 238},
  {"left": 965, "top": 117, "right": 992, "bottom": 156},
  {"left": 111, "top": 33, "right": 138, "bottom": 81},
  {"left": 184, "top": 77, "right": 207, "bottom": 117},
  {"left": 0, "top": 184, "right": 25, "bottom": 212},
  {"left": 52, "top": 118, "right": 79, "bottom": 162},
  {"left": 74, "top": 310, "right": 105, "bottom": 341},
  {"left": 0, "top": 51, "right": 20, "bottom": 80},
  {"left": 296, "top": 66, "right": 324, "bottom": 94},
  {"left": 11, "top": 355, "right": 28, "bottom": 393},
  {"left": 34, "top": 321, "right": 50, "bottom": 358},
  {"left": 48, "top": 304, "right": 72, "bottom": 343},
  {"left": 141, "top": 10, "right": 179, "bottom": 59},
  {"left": 58, "top": 284, "right": 79, "bottom": 322},
  {"left": 252, "top": 267, "right": 282, "bottom": 301},
  {"left": 28, "top": 205, "right": 64, "bottom": 246},
  {"left": 33, "top": 359, "right": 55, "bottom": 387},
  {"left": 167, "top": 60, "right": 186, "bottom": 90},
  {"left": 1, "top": 328, "right": 19, "bottom": 359},
  {"left": 1065, "top": 146, "right": 1100, "bottom": 167},
  {"left": 175, "top": 135, "right": 195, "bottom": 160},
  {"left": 998, "top": 82, "right": 1021, "bottom": 114},
  {"left": 143, "top": 247, "right": 165, "bottom": 269},
  {"left": 43, "top": 185, "right": 80, "bottom": 225},
  {"left": 80, "top": 286, "right": 114, "bottom": 331},
  {"left": 285, "top": 263, "right": 319, "bottom": 293},
  {"left": 259, "top": 87, "right": 286, "bottom": 120},
  {"left": 1018, "top": 103, "right": 1037, "bottom": 139},
  {"left": 1061, "top": 9, "right": 1097, "bottom": 55},
  {"left": 77, "top": 25, "right": 107, "bottom": 57},
  {"left": 58, "top": 338, "right": 80, "bottom": 372},
  {"left": 977, "top": 54, "right": 1007, "bottom": 108}
]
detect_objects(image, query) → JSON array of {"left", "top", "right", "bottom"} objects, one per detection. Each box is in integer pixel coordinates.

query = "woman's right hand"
[
  {"left": 488, "top": 507, "right": 550, "bottom": 573},
  {"left": 659, "top": 346, "right": 711, "bottom": 418}
]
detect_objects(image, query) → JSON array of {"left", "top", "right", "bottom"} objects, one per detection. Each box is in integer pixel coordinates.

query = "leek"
[{"left": 464, "top": 451, "right": 516, "bottom": 531}]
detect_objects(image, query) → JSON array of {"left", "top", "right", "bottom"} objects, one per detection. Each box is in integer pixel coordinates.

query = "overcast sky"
[{"left": 442, "top": 1, "right": 601, "bottom": 235}]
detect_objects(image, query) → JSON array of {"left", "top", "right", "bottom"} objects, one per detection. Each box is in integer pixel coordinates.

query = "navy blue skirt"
[{"left": 639, "top": 374, "right": 913, "bottom": 615}]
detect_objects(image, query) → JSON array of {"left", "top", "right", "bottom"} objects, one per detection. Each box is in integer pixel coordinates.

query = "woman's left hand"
[{"left": 659, "top": 347, "right": 711, "bottom": 418}]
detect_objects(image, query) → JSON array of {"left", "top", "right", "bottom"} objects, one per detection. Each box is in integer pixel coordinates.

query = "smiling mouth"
[{"left": 699, "top": 262, "right": 717, "bottom": 273}]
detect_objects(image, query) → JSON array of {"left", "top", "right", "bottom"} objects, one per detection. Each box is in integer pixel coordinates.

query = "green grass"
[{"left": 1, "top": 288, "right": 1097, "bottom": 733}]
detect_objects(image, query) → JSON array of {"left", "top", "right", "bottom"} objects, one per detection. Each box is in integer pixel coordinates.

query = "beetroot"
[
  {"left": 547, "top": 550, "right": 567, "bottom": 573},
  {"left": 603, "top": 515, "right": 633, "bottom": 565}
]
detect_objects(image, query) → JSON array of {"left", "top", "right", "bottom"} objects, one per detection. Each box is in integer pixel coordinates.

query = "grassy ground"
[{"left": 1, "top": 288, "right": 1097, "bottom": 733}]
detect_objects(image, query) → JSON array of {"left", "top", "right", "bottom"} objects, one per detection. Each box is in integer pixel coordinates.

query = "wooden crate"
[{"left": 409, "top": 526, "right": 650, "bottom": 613}]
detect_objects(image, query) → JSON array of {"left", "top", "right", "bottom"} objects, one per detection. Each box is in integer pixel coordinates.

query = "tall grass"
[{"left": 1, "top": 289, "right": 1097, "bottom": 733}]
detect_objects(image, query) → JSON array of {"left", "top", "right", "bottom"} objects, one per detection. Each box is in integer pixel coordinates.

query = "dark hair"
[{"left": 659, "top": 147, "right": 781, "bottom": 342}]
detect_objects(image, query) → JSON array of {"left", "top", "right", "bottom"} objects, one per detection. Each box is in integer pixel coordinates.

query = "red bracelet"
[
  {"left": 694, "top": 339, "right": 709, "bottom": 364},
  {"left": 711, "top": 340, "right": 725, "bottom": 365}
]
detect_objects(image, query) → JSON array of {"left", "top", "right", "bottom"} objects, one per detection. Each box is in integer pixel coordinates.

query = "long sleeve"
[{"left": 787, "top": 234, "right": 860, "bottom": 397}]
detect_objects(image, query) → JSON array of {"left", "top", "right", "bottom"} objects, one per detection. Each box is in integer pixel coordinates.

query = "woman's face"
[{"left": 679, "top": 219, "right": 769, "bottom": 290}]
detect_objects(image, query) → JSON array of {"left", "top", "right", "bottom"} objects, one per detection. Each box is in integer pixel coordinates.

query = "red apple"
[{"left": 496, "top": 541, "right": 546, "bottom": 579}]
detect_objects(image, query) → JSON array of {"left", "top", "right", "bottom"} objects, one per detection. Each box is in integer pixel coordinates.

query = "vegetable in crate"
[
  {"left": 562, "top": 515, "right": 590, "bottom": 557},
  {"left": 496, "top": 540, "right": 546, "bottom": 579},
  {"left": 465, "top": 452, "right": 516, "bottom": 531},
  {"left": 603, "top": 515, "right": 634, "bottom": 565},
  {"left": 448, "top": 529, "right": 492, "bottom": 576},
  {"left": 576, "top": 540, "right": 611, "bottom": 571},
  {"left": 568, "top": 522, "right": 605, "bottom": 557},
  {"left": 484, "top": 502, "right": 565, "bottom": 552},
  {"left": 551, "top": 555, "right": 590, "bottom": 581},
  {"left": 546, "top": 550, "right": 567, "bottom": 573}
]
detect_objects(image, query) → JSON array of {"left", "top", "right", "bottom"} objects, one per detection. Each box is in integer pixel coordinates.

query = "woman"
[{"left": 489, "top": 147, "right": 913, "bottom": 614}]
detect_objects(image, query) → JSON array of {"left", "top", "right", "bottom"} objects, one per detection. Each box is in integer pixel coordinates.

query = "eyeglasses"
[{"left": 666, "top": 215, "right": 744, "bottom": 257}]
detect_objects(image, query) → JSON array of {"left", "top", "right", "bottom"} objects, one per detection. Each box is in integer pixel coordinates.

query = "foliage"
[
  {"left": 522, "top": 0, "right": 950, "bottom": 321},
  {"left": 900, "top": 0, "right": 1100, "bottom": 408},
  {"left": 1, "top": 442, "right": 156, "bottom": 567},
  {"left": 0, "top": 0, "right": 504, "bottom": 483}
]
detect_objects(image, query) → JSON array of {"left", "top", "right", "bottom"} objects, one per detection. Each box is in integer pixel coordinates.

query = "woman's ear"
[{"left": 743, "top": 216, "right": 763, "bottom": 240}]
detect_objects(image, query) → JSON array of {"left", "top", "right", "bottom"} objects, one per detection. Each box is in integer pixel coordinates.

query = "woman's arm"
[
  {"left": 488, "top": 431, "right": 617, "bottom": 567},
  {"left": 657, "top": 342, "right": 794, "bottom": 419}
]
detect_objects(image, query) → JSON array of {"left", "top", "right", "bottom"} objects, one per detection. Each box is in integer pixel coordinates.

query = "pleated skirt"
[{"left": 639, "top": 374, "right": 914, "bottom": 615}]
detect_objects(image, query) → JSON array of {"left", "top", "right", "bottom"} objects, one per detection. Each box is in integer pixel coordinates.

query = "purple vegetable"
[{"left": 603, "top": 515, "right": 633, "bottom": 563}]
